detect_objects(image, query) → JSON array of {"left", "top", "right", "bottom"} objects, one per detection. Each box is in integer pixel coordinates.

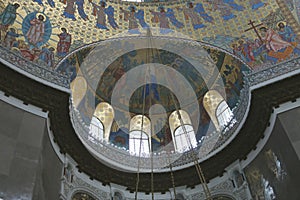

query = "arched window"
[
  {"left": 71, "top": 75, "right": 87, "bottom": 108},
  {"left": 232, "top": 170, "right": 244, "bottom": 188},
  {"left": 113, "top": 191, "right": 123, "bottom": 200},
  {"left": 203, "top": 90, "right": 234, "bottom": 132},
  {"left": 169, "top": 110, "right": 197, "bottom": 153},
  {"left": 93, "top": 102, "right": 114, "bottom": 141},
  {"left": 72, "top": 191, "right": 98, "bottom": 200},
  {"left": 216, "top": 101, "right": 234, "bottom": 129},
  {"left": 88, "top": 116, "right": 104, "bottom": 143},
  {"left": 129, "top": 115, "right": 151, "bottom": 157}
]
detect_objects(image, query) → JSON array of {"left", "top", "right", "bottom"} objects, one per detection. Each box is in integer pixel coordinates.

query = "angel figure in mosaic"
[
  {"left": 90, "top": 0, "right": 118, "bottom": 30},
  {"left": 166, "top": 8, "right": 183, "bottom": 29},
  {"left": 33, "top": 0, "right": 55, "bottom": 8},
  {"left": 120, "top": 5, "right": 148, "bottom": 34},
  {"left": 0, "top": 3, "right": 20, "bottom": 40},
  {"left": 207, "top": 0, "right": 237, "bottom": 21},
  {"left": 178, "top": 2, "right": 213, "bottom": 29},
  {"left": 150, "top": 6, "right": 174, "bottom": 34},
  {"left": 106, "top": 5, "right": 118, "bottom": 29},
  {"left": 61, "top": 0, "right": 89, "bottom": 21}
]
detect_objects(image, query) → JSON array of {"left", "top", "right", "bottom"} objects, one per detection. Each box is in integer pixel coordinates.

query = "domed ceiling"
[
  {"left": 1, "top": 0, "right": 300, "bottom": 193},
  {"left": 67, "top": 36, "right": 250, "bottom": 171}
]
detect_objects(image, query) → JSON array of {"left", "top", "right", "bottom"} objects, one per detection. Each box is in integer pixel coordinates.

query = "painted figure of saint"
[
  {"left": 62, "top": 0, "right": 88, "bottom": 21},
  {"left": 26, "top": 14, "right": 45, "bottom": 47},
  {"left": 22, "top": 12, "right": 52, "bottom": 49},
  {"left": 3, "top": 28, "right": 19, "bottom": 48},
  {"left": 178, "top": 2, "right": 211, "bottom": 29},
  {"left": 237, "top": 39, "right": 255, "bottom": 63},
  {"left": 181, "top": 2, "right": 213, "bottom": 28},
  {"left": 90, "top": 0, "right": 108, "bottom": 29},
  {"left": 259, "top": 27, "right": 292, "bottom": 52},
  {"left": 39, "top": 46, "right": 55, "bottom": 67},
  {"left": 0, "top": 3, "right": 20, "bottom": 35},
  {"left": 57, "top": 28, "right": 72, "bottom": 57},
  {"left": 76, "top": 0, "right": 89, "bottom": 20},
  {"left": 277, "top": 22, "right": 296, "bottom": 42},
  {"left": 151, "top": 6, "right": 172, "bottom": 34},
  {"left": 135, "top": 10, "right": 148, "bottom": 29},
  {"left": 62, "top": 0, "right": 77, "bottom": 20},
  {"left": 90, "top": 0, "right": 118, "bottom": 30},
  {"left": 33, "top": 0, "right": 55, "bottom": 8},
  {"left": 208, "top": 0, "right": 236, "bottom": 21},
  {"left": 120, "top": 5, "right": 148, "bottom": 34},
  {"left": 166, "top": 8, "right": 183, "bottom": 29},
  {"left": 106, "top": 5, "right": 118, "bottom": 29}
]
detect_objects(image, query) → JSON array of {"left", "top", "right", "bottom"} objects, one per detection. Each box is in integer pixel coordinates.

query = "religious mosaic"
[
  {"left": 0, "top": 0, "right": 300, "bottom": 81},
  {"left": 66, "top": 36, "right": 250, "bottom": 153}
]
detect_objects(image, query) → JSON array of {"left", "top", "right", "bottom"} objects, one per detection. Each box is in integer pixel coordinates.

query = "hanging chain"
[
  {"left": 135, "top": 28, "right": 155, "bottom": 200},
  {"left": 135, "top": 30, "right": 212, "bottom": 199},
  {"left": 134, "top": 48, "right": 150, "bottom": 200},
  {"left": 167, "top": 152, "right": 177, "bottom": 199},
  {"left": 147, "top": 28, "right": 155, "bottom": 200},
  {"left": 150, "top": 34, "right": 212, "bottom": 199}
]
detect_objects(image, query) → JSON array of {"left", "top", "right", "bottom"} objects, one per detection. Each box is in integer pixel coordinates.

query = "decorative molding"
[
  {"left": 62, "top": 175, "right": 109, "bottom": 200},
  {"left": 1, "top": 43, "right": 300, "bottom": 192},
  {"left": 247, "top": 57, "right": 300, "bottom": 87},
  {"left": 0, "top": 46, "right": 70, "bottom": 90}
]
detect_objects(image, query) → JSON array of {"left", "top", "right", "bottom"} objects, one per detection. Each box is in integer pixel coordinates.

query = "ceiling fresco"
[
  {"left": 0, "top": 0, "right": 300, "bottom": 75},
  {"left": 65, "top": 36, "right": 251, "bottom": 171}
]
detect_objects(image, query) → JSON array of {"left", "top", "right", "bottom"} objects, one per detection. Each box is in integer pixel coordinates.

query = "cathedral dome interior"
[{"left": 0, "top": 0, "right": 300, "bottom": 200}]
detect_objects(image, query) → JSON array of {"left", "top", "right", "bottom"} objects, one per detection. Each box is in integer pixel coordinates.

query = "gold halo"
[
  {"left": 277, "top": 21, "right": 286, "bottom": 27},
  {"left": 36, "top": 13, "right": 46, "bottom": 22}
]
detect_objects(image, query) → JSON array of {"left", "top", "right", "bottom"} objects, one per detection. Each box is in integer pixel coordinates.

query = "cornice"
[{"left": 0, "top": 60, "right": 300, "bottom": 192}]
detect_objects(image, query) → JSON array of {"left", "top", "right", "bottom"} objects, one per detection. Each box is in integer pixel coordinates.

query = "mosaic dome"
[
  {"left": 65, "top": 34, "right": 251, "bottom": 172},
  {"left": 1, "top": 0, "right": 300, "bottom": 197}
]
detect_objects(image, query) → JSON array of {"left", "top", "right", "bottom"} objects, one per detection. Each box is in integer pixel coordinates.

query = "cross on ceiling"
[{"left": 244, "top": 20, "right": 264, "bottom": 43}]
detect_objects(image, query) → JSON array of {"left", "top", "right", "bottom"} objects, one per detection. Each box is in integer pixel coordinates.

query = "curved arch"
[
  {"left": 232, "top": 170, "right": 245, "bottom": 188},
  {"left": 129, "top": 115, "right": 151, "bottom": 157},
  {"left": 88, "top": 116, "right": 104, "bottom": 142},
  {"left": 215, "top": 101, "right": 234, "bottom": 130},
  {"left": 113, "top": 191, "right": 124, "bottom": 200},
  {"left": 94, "top": 102, "right": 114, "bottom": 141},
  {"left": 203, "top": 90, "right": 233, "bottom": 132},
  {"left": 71, "top": 75, "right": 87, "bottom": 109},
  {"left": 71, "top": 190, "right": 99, "bottom": 200},
  {"left": 169, "top": 110, "right": 197, "bottom": 153}
]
